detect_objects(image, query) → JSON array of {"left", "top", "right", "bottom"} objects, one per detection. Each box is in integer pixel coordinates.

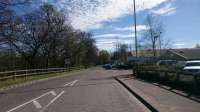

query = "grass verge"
[{"left": 0, "top": 69, "right": 83, "bottom": 89}]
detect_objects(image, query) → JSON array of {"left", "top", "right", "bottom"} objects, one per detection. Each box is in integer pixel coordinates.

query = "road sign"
[{"left": 65, "top": 59, "right": 70, "bottom": 65}]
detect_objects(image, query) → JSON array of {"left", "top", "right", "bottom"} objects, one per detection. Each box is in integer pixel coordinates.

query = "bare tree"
[
  {"left": 118, "top": 44, "right": 128, "bottom": 63},
  {"left": 143, "top": 14, "right": 164, "bottom": 57},
  {"left": 99, "top": 50, "right": 111, "bottom": 65},
  {"left": 0, "top": 2, "right": 99, "bottom": 71},
  {"left": 38, "top": 3, "right": 71, "bottom": 67},
  {"left": 0, "top": 0, "right": 30, "bottom": 26}
]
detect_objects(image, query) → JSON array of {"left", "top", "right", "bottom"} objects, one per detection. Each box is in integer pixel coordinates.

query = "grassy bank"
[{"left": 0, "top": 69, "right": 83, "bottom": 89}]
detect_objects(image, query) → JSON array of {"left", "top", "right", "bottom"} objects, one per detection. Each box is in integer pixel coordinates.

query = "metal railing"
[{"left": 0, "top": 67, "right": 84, "bottom": 81}]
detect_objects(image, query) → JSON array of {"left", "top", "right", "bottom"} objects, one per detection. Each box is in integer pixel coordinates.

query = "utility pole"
[
  {"left": 159, "top": 32, "right": 162, "bottom": 56},
  {"left": 133, "top": 0, "right": 138, "bottom": 58},
  {"left": 132, "top": 0, "right": 138, "bottom": 75}
]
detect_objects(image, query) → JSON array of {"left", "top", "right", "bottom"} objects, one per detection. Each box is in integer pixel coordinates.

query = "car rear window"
[{"left": 185, "top": 62, "right": 200, "bottom": 66}]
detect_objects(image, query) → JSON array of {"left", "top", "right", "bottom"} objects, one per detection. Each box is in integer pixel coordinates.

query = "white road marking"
[
  {"left": 33, "top": 100, "right": 42, "bottom": 109},
  {"left": 39, "top": 91, "right": 65, "bottom": 112},
  {"left": 63, "top": 81, "right": 73, "bottom": 86},
  {"left": 69, "top": 80, "right": 78, "bottom": 86},
  {"left": 7, "top": 79, "right": 78, "bottom": 112},
  {"left": 7, "top": 90, "right": 54, "bottom": 112},
  {"left": 50, "top": 91, "right": 57, "bottom": 96},
  {"left": 63, "top": 80, "right": 78, "bottom": 87}
]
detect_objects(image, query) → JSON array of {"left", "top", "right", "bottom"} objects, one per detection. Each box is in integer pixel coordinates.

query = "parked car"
[
  {"left": 156, "top": 60, "right": 177, "bottom": 66},
  {"left": 116, "top": 64, "right": 130, "bottom": 70},
  {"left": 174, "top": 61, "right": 186, "bottom": 69},
  {"left": 183, "top": 61, "right": 200, "bottom": 75},
  {"left": 102, "top": 64, "right": 112, "bottom": 69},
  {"left": 111, "top": 64, "right": 117, "bottom": 69}
]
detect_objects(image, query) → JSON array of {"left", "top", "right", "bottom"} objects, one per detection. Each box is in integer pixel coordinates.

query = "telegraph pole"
[
  {"left": 159, "top": 32, "right": 162, "bottom": 56},
  {"left": 133, "top": 0, "right": 138, "bottom": 58},
  {"left": 132, "top": 0, "right": 138, "bottom": 75}
]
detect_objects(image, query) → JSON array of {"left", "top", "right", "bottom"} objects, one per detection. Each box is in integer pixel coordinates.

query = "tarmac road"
[{"left": 0, "top": 67, "right": 149, "bottom": 112}]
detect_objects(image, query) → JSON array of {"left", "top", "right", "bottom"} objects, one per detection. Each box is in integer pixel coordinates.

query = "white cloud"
[
  {"left": 175, "top": 43, "right": 185, "bottom": 46},
  {"left": 96, "top": 43, "right": 115, "bottom": 50},
  {"left": 94, "top": 34, "right": 121, "bottom": 38},
  {"left": 115, "top": 25, "right": 148, "bottom": 32},
  {"left": 54, "top": 0, "right": 172, "bottom": 30},
  {"left": 174, "top": 43, "right": 186, "bottom": 48},
  {"left": 151, "top": 3, "right": 176, "bottom": 16},
  {"left": 96, "top": 41, "right": 117, "bottom": 50},
  {"left": 94, "top": 33, "right": 134, "bottom": 50},
  {"left": 87, "top": 23, "right": 104, "bottom": 31},
  {"left": 93, "top": 33, "right": 134, "bottom": 38}
]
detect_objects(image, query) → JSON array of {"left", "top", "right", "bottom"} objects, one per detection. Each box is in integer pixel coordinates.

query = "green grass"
[{"left": 0, "top": 69, "right": 83, "bottom": 89}]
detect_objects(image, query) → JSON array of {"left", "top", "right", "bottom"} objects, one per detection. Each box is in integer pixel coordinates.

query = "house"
[
  {"left": 160, "top": 48, "right": 200, "bottom": 61},
  {"left": 129, "top": 48, "right": 200, "bottom": 63},
  {"left": 128, "top": 51, "right": 157, "bottom": 64}
]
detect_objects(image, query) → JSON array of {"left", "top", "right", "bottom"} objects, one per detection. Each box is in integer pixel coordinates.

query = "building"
[
  {"left": 129, "top": 48, "right": 200, "bottom": 64},
  {"left": 160, "top": 48, "right": 200, "bottom": 61}
]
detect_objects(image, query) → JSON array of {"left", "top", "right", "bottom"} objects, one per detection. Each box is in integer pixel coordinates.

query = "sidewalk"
[{"left": 117, "top": 76, "right": 200, "bottom": 112}]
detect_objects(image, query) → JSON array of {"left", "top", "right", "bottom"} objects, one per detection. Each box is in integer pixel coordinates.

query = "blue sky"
[
  {"left": 87, "top": 0, "right": 200, "bottom": 50},
  {"left": 164, "top": 0, "right": 200, "bottom": 48},
  {"left": 26, "top": 0, "right": 200, "bottom": 50}
]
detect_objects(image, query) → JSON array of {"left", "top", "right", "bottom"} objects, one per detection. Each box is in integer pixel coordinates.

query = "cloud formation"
[
  {"left": 115, "top": 25, "right": 148, "bottom": 32},
  {"left": 151, "top": 3, "right": 176, "bottom": 16},
  {"left": 94, "top": 33, "right": 134, "bottom": 39},
  {"left": 53, "top": 0, "right": 172, "bottom": 30},
  {"left": 94, "top": 33, "right": 134, "bottom": 50}
]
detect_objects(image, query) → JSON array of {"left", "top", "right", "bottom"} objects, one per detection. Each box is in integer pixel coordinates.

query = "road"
[{"left": 0, "top": 67, "right": 149, "bottom": 112}]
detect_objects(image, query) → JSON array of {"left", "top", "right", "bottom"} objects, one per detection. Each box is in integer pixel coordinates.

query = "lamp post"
[
  {"left": 159, "top": 32, "right": 162, "bottom": 56},
  {"left": 132, "top": 0, "right": 138, "bottom": 75},
  {"left": 133, "top": 0, "right": 138, "bottom": 59}
]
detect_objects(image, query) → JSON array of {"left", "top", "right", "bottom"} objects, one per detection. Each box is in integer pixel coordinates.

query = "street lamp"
[
  {"left": 132, "top": 0, "right": 138, "bottom": 75},
  {"left": 133, "top": 0, "right": 138, "bottom": 58},
  {"left": 158, "top": 32, "right": 162, "bottom": 56}
]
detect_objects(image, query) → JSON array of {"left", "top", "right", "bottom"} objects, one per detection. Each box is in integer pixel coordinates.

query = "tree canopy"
[{"left": 0, "top": 2, "right": 98, "bottom": 71}]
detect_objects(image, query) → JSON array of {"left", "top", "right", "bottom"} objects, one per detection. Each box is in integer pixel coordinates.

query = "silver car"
[{"left": 183, "top": 61, "right": 200, "bottom": 75}]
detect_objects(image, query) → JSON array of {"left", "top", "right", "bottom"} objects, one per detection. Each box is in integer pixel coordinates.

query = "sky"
[{"left": 32, "top": 0, "right": 200, "bottom": 50}]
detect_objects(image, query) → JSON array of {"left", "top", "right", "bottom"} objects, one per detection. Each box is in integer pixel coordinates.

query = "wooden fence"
[{"left": 0, "top": 67, "right": 83, "bottom": 81}]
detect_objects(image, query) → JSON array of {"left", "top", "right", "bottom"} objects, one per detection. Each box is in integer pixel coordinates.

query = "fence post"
[
  {"left": 175, "top": 71, "right": 180, "bottom": 84},
  {"left": 164, "top": 71, "right": 169, "bottom": 81},
  {"left": 14, "top": 71, "right": 16, "bottom": 80},
  {"left": 156, "top": 70, "right": 160, "bottom": 80},
  {"left": 193, "top": 75, "right": 199, "bottom": 92},
  {"left": 25, "top": 70, "right": 28, "bottom": 80}
]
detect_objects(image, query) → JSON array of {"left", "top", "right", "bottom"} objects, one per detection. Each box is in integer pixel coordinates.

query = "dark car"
[
  {"left": 116, "top": 64, "right": 130, "bottom": 70},
  {"left": 156, "top": 60, "right": 177, "bottom": 66},
  {"left": 102, "top": 64, "right": 112, "bottom": 69}
]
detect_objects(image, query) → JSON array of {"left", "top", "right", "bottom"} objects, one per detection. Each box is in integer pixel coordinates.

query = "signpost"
[{"left": 65, "top": 58, "right": 70, "bottom": 71}]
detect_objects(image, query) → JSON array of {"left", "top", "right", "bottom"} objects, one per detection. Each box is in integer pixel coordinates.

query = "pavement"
[
  {"left": 117, "top": 75, "right": 200, "bottom": 112},
  {"left": 0, "top": 67, "right": 149, "bottom": 112}
]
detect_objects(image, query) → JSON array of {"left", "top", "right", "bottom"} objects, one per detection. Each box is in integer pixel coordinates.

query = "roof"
[
  {"left": 170, "top": 48, "right": 200, "bottom": 59},
  {"left": 131, "top": 48, "right": 200, "bottom": 60},
  {"left": 132, "top": 49, "right": 168, "bottom": 57}
]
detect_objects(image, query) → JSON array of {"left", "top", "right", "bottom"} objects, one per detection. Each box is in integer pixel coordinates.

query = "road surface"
[{"left": 0, "top": 67, "right": 149, "bottom": 112}]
